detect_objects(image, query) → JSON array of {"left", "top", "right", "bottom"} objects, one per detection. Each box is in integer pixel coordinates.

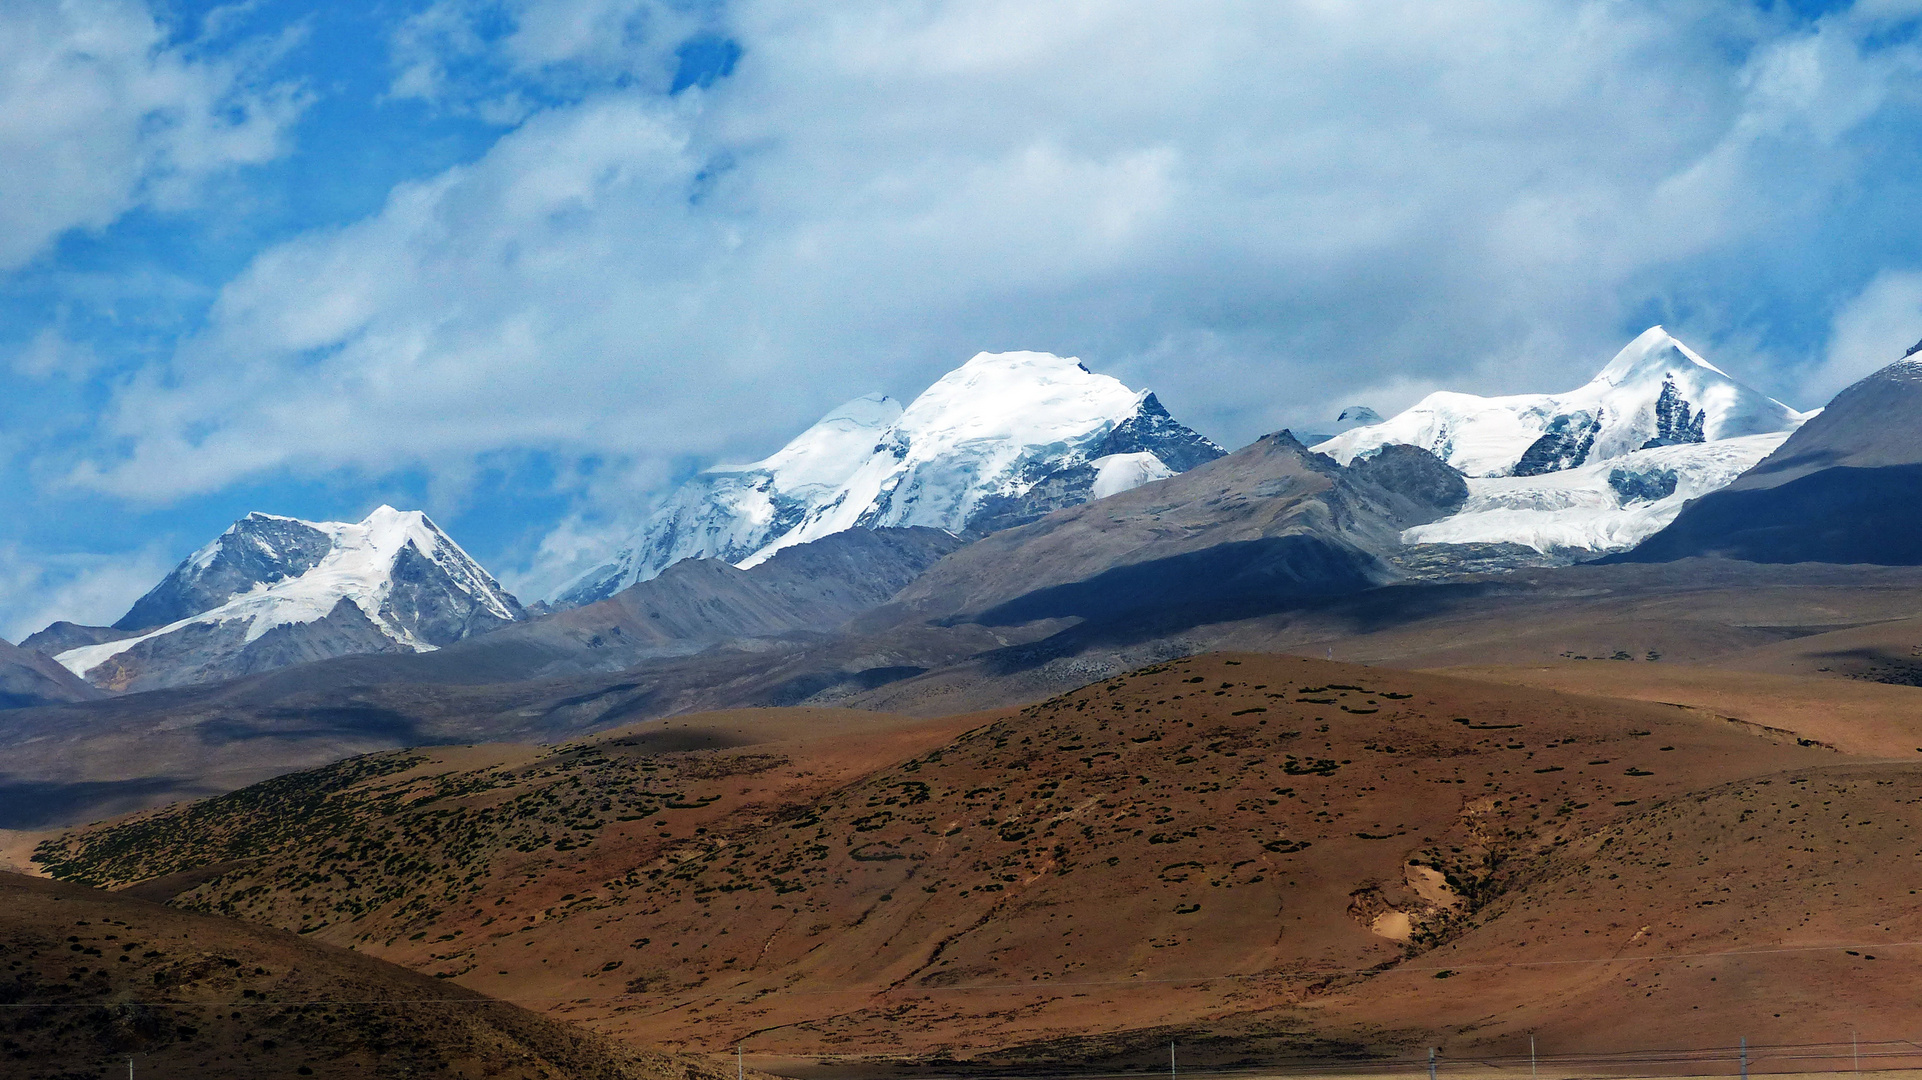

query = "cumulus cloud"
[
  {"left": 0, "top": 0, "right": 304, "bottom": 273},
  {"left": 47, "top": 0, "right": 1922, "bottom": 581}
]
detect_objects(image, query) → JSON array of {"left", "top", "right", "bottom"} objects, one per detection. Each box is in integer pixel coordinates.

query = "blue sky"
[{"left": 2, "top": 0, "right": 1921, "bottom": 638}]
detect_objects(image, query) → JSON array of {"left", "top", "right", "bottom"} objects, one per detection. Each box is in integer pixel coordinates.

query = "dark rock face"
[
  {"left": 965, "top": 394, "right": 1225, "bottom": 535},
  {"left": 1514, "top": 411, "right": 1601, "bottom": 476},
  {"left": 966, "top": 463, "right": 1103, "bottom": 535},
  {"left": 1093, "top": 392, "right": 1227, "bottom": 472},
  {"left": 971, "top": 534, "right": 1382, "bottom": 627},
  {"left": 748, "top": 526, "right": 967, "bottom": 612},
  {"left": 886, "top": 431, "right": 1465, "bottom": 631},
  {"left": 1346, "top": 443, "right": 1469, "bottom": 517},
  {"left": 382, "top": 541, "right": 523, "bottom": 646},
  {"left": 1640, "top": 378, "right": 1706, "bottom": 450},
  {"left": 115, "top": 515, "right": 333, "bottom": 632},
  {"left": 1616, "top": 464, "right": 1922, "bottom": 565},
  {"left": 1608, "top": 466, "right": 1680, "bottom": 503},
  {"left": 406, "top": 526, "right": 969, "bottom": 684},
  {"left": 20, "top": 622, "right": 135, "bottom": 657},
  {"left": 0, "top": 639, "right": 103, "bottom": 710}
]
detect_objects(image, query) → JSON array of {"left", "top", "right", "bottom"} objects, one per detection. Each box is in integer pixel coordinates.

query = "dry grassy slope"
[
  {"left": 38, "top": 655, "right": 1835, "bottom": 1061},
  {"left": 0, "top": 871, "right": 750, "bottom": 1080},
  {"left": 1701, "top": 616, "right": 1922, "bottom": 683},
  {"left": 1307, "top": 764, "right": 1922, "bottom": 1056},
  {"left": 32, "top": 708, "right": 970, "bottom": 926},
  {"left": 1433, "top": 663, "right": 1922, "bottom": 757}
]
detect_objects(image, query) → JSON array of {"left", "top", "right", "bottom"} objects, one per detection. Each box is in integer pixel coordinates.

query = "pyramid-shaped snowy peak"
[{"left": 56, "top": 506, "right": 522, "bottom": 691}]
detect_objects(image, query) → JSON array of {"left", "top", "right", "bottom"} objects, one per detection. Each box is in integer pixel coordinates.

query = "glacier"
[{"left": 1402, "top": 432, "right": 1793, "bottom": 553}]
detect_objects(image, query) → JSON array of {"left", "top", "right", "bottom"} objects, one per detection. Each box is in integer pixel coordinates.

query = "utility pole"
[
  {"left": 738, "top": 1044, "right": 744, "bottom": 1080},
  {"left": 1854, "top": 1030, "right": 1860, "bottom": 1073},
  {"left": 1428, "top": 1047, "right": 1437, "bottom": 1080},
  {"left": 1740, "top": 1036, "right": 1748, "bottom": 1080},
  {"left": 1170, "top": 1040, "right": 1176, "bottom": 1080},
  {"left": 1530, "top": 1034, "right": 1537, "bottom": 1080}
]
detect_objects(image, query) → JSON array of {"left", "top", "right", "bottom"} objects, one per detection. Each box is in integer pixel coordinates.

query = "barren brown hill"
[
  {"left": 1431, "top": 663, "right": 1922, "bottom": 758},
  {"left": 1306, "top": 763, "right": 1922, "bottom": 1057},
  {"left": 1695, "top": 616, "right": 1922, "bottom": 684},
  {"left": 0, "top": 870, "right": 751, "bottom": 1080},
  {"left": 823, "top": 559, "right": 1922, "bottom": 720},
  {"left": 35, "top": 655, "right": 1860, "bottom": 1065}
]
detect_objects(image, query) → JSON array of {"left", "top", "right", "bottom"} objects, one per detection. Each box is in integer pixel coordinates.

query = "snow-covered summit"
[
  {"left": 1308, "top": 328, "right": 1811, "bottom": 559},
  {"left": 551, "top": 351, "right": 1225, "bottom": 607},
  {"left": 57, "top": 506, "right": 522, "bottom": 689},
  {"left": 751, "top": 392, "right": 904, "bottom": 496},
  {"left": 1315, "top": 327, "right": 1808, "bottom": 478}
]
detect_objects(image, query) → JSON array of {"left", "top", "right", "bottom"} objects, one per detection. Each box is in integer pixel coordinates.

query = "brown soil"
[
  {"left": 39, "top": 655, "right": 1883, "bottom": 1067},
  {"left": 0, "top": 870, "right": 757, "bottom": 1080},
  {"left": 1432, "top": 663, "right": 1922, "bottom": 758}
]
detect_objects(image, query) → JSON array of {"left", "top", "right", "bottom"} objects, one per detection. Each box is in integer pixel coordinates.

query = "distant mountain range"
[
  {"left": 13, "top": 328, "right": 1921, "bottom": 707},
  {"left": 878, "top": 435, "right": 1468, "bottom": 629}
]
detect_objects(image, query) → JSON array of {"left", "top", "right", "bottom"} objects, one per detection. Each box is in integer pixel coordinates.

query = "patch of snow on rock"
[{"left": 1089, "top": 452, "right": 1174, "bottom": 499}]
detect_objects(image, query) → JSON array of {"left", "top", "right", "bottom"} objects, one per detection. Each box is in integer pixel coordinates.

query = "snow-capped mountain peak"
[
  {"left": 1312, "top": 327, "right": 1811, "bottom": 558},
  {"left": 551, "top": 351, "right": 1225, "bottom": 606},
  {"left": 1315, "top": 326, "right": 1806, "bottom": 478},
  {"left": 57, "top": 506, "right": 522, "bottom": 689},
  {"left": 1596, "top": 325, "right": 1732, "bottom": 385},
  {"left": 889, "top": 351, "right": 1144, "bottom": 454}
]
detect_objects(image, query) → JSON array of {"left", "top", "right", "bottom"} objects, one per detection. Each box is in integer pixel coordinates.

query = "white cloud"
[
  {"left": 12, "top": 328, "right": 101, "bottom": 380},
  {"left": 1805, "top": 270, "right": 1922, "bottom": 404},
  {"left": 0, "top": 0, "right": 304, "bottom": 273},
  {"left": 0, "top": 542, "right": 176, "bottom": 642},
  {"left": 388, "top": 0, "right": 699, "bottom": 117},
  {"left": 50, "top": 0, "right": 1922, "bottom": 580}
]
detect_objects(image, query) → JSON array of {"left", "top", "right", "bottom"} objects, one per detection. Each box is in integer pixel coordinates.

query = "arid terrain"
[
  {"left": 27, "top": 652, "right": 1922, "bottom": 1070},
  {"left": 0, "top": 870, "right": 756, "bottom": 1080}
]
